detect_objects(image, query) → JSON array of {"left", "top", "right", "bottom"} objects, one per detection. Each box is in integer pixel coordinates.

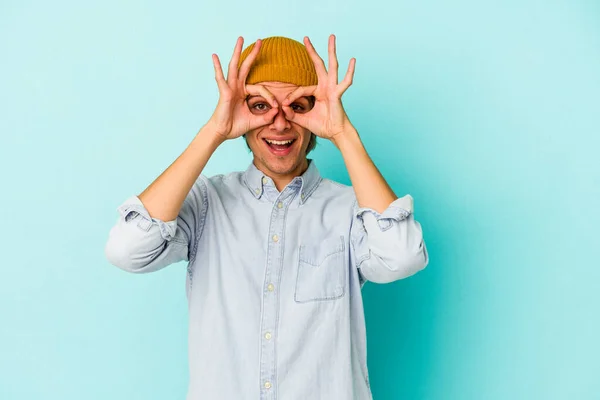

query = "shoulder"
[
  {"left": 315, "top": 178, "right": 358, "bottom": 206},
  {"left": 197, "top": 171, "right": 247, "bottom": 195},
  {"left": 320, "top": 177, "right": 351, "bottom": 190},
  {"left": 319, "top": 177, "right": 353, "bottom": 194}
]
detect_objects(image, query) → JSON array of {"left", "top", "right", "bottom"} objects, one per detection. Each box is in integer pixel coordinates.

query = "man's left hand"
[{"left": 280, "top": 34, "right": 356, "bottom": 142}]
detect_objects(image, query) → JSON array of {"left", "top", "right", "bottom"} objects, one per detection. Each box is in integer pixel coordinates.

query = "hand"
[
  {"left": 281, "top": 35, "right": 356, "bottom": 141},
  {"left": 207, "top": 37, "right": 279, "bottom": 140}
]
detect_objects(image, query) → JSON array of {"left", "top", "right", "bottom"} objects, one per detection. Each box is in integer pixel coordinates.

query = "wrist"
[
  {"left": 331, "top": 126, "right": 360, "bottom": 150},
  {"left": 197, "top": 123, "right": 228, "bottom": 148}
]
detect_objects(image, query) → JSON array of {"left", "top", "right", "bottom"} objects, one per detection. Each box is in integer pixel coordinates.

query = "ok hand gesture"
[
  {"left": 208, "top": 37, "right": 279, "bottom": 140},
  {"left": 281, "top": 35, "right": 356, "bottom": 142}
]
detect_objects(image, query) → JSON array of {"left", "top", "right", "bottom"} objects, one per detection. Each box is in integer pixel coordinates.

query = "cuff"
[
  {"left": 356, "top": 195, "right": 414, "bottom": 231},
  {"left": 117, "top": 195, "right": 178, "bottom": 241}
]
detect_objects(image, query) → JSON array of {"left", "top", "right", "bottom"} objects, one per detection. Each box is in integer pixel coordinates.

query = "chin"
[
  {"left": 248, "top": 133, "right": 310, "bottom": 176},
  {"left": 259, "top": 156, "right": 302, "bottom": 175}
]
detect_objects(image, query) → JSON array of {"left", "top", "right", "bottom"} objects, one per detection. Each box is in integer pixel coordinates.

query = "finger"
[
  {"left": 328, "top": 34, "right": 338, "bottom": 85},
  {"left": 281, "top": 85, "right": 317, "bottom": 106},
  {"left": 282, "top": 105, "right": 310, "bottom": 128},
  {"left": 248, "top": 106, "right": 279, "bottom": 129},
  {"left": 212, "top": 54, "right": 228, "bottom": 91},
  {"left": 238, "top": 39, "right": 262, "bottom": 83},
  {"left": 259, "top": 106, "right": 280, "bottom": 125},
  {"left": 227, "top": 37, "right": 244, "bottom": 83},
  {"left": 303, "top": 36, "right": 328, "bottom": 82},
  {"left": 338, "top": 58, "right": 356, "bottom": 94},
  {"left": 246, "top": 84, "right": 278, "bottom": 108}
]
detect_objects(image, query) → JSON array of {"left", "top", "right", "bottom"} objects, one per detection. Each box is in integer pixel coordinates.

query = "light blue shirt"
[{"left": 105, "top": 159, "right": 428, "bottom": 400}]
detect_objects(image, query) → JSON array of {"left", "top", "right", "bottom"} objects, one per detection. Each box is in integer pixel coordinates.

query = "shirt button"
[
  {"left": 277, "top": 202, "right": 283, "bottom": 209},
  {"left": 254, "top": 188, "right": 260, "bottom": 194},
  {"left": 301, "top": 193, "right": 305, "bottom": 199},
  {"left": 262, "top": 177, "right": 268, "bottom": 184},
  {"left": 272, "top": 234, "right": 279, "bottom": 242},
  {"left": 267, "top": 283, "right": 274, "bottom": 292},
  {"left": 264, "top": 381, "right": 272, "bottom": 389},
  {"left": 264, "top": 332, "right": 272, "bottom": 340}
]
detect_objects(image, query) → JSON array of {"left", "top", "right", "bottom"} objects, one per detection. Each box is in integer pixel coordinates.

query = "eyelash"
[{"left": 252, "top": 103, "right": 304, "bottom": 112}]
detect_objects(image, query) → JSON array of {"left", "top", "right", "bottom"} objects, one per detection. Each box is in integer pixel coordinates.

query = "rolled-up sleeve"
[
  {"left": 104, "top": 177, "right": 208, "bottom": 273},
  {"left": 350, "top": 194, "right": 429, "bottom": 284}
]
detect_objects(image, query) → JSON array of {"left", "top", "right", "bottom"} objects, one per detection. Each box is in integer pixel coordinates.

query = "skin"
[
  {"left": 231, "top": 35, "right": 360, "bottom": 190},
  {"left": 138, "top": 34, "right": 397, "bottom": 223},
  {"left": 238, "top": 35, "right": 399, "bottom": 213},
  {"left": 244, "top": 81, "right": 314, "bottom": 188}
]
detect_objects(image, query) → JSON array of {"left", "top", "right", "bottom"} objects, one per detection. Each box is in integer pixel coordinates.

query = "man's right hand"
[{"left": 207, "top": 37, "right": 279, "bottom": 140}]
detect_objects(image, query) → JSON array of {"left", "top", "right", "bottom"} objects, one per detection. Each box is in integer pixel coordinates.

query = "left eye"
[
  {"left": 250, "top": 103, "right": 271, "bottom": 114},
  {"left": 291, "top": 104, "right": 304, "bottom": 112}
]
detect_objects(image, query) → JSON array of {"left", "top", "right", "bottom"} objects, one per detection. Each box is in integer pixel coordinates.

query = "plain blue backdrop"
[{"left": 1, "top": 0, "right": 599, "bottom": 399}]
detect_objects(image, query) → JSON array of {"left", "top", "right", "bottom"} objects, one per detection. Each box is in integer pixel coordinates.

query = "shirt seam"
[{"left": 189, "top": 176, "right": 209, "bottom": 268}]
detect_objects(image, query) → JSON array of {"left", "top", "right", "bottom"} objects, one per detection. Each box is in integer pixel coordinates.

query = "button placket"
[{"left": 259, "top": 190, "right": 292, "bottom": 397}]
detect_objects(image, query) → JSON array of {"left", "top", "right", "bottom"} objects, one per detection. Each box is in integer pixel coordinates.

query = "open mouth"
[{"left": 263, "top": 138, "right": 296, "bottom": 156}]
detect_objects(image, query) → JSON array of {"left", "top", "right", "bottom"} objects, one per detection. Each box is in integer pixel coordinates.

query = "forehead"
[
  {"left": 253, "top": 81, "right": 312, "bottom": 102},
  {"left": 259, "top": 81, "right": 298, "bottom": 89},
  {"left": 258, "top": 81, "right": 298, "bottom": 96}
]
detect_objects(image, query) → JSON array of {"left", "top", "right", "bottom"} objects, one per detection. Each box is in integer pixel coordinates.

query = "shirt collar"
[{"left": 243, "top": 159, "right": 322, "bottom": 204}]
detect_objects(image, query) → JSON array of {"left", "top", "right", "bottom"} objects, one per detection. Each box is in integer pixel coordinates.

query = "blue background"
[{"left": 1, "top": 0, "right": 599, "bottom": 399}]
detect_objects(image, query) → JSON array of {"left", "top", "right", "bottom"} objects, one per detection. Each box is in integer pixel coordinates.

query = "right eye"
[{"left": 251, "top": 103, "right": 270, "bottom": 113}]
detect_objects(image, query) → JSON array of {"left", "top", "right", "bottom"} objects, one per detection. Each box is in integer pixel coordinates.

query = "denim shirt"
[{"left": 105, "top": 159, "right": 428, "bottom": 400}]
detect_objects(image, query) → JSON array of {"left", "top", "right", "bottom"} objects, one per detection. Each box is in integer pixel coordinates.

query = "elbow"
[
  {"left": 400, "top": 247, "right": 429, "bottom": 278},
  {"left": 361, "top": 243, "right": 428, "bottom": 284},
  {"left": 104, "top": 238, "right": 152, "bottom": 274}
]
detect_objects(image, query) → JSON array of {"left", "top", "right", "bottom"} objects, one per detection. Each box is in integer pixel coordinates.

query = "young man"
[{"left": 105, "top": 35, "right": 428, "bottom": 400}]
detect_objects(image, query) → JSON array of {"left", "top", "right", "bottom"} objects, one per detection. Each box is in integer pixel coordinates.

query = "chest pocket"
[{"left": 294, "top": 235, "right": 346, "bottom": 303}]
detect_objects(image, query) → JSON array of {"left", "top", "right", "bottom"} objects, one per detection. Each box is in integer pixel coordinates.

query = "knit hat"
[{"left": 238, "top": 36, "right": 318, "bottom": 86}]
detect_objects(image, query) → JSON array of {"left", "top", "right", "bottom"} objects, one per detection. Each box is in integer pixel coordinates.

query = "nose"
[{"left": 269, "top": 106, "right": 291, "bottom": 132}]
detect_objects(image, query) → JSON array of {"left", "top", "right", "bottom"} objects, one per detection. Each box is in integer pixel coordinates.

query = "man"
[{"left": 105, "top": 35, "right": 428, "bottom": 400}]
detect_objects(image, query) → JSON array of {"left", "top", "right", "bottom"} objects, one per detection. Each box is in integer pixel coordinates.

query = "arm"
[
  {"left": 137, "top": 36, "right": 279, "bottom": 222},
  {"left": 281, "top": 34, "right": 429, "bottom": 283},
  {"left": 331, "top": 126, "right": 396, "bottom": 213},
  {"left": 104, "top": 127, "right": 221, "bottom": 273},
  {"left": 350, "top": 195, "right": 428, "bottom": 284},
  {"left": 333, "top": 127, "right": 428, "bottom": 284},
  {"left": 138, "top": 126, "right": 223, "bottom": 222},
  {"left": 105, "top": 37, "right": 279, "bottom": 273},
  {"left": 333, "top": 129, "right": 428, "bottom": 284}
]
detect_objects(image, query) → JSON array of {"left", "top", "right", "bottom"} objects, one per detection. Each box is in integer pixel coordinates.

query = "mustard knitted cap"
[{"left": 238, "top": 36, "right": 318, "bottom": 86}]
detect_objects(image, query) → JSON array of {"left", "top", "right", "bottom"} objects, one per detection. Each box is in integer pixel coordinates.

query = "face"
[{"left": 245, "top": 81, "right": 314, "bottom": 183}]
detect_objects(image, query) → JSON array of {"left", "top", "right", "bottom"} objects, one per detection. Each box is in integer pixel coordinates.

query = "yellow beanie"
[{"left": 238, "top": 36, "right": 318, "bottom": 86}]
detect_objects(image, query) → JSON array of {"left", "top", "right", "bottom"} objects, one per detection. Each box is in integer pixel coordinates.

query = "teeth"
[{"left": 265, "top": 139, "right": 294, "bottom": 145}]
